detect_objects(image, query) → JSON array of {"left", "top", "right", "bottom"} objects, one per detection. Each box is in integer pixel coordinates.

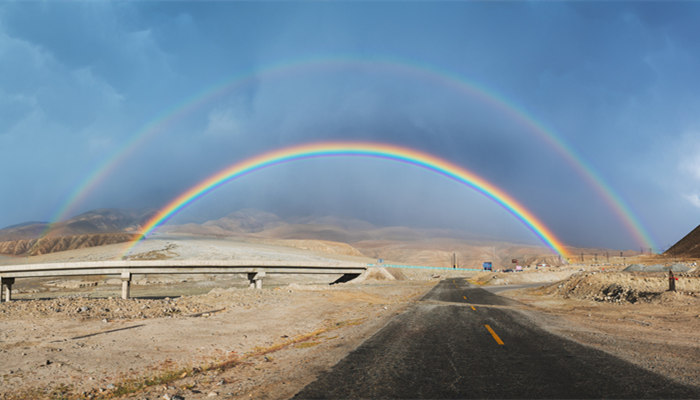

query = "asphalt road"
[{"left": 294, "top": 278, "right": 700, "bottom": 399}]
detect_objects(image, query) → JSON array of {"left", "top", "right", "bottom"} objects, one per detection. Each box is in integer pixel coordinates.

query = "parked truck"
[{"left": 482, "top": 261, "right": 493, "bottom": 271}]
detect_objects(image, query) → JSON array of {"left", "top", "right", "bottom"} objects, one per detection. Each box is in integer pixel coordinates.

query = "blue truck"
[{"left": 482, "top": 261, "right": 493, "bottom": 271}]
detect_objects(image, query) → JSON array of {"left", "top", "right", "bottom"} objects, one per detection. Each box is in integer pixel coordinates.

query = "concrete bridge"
[{"left": 0, "top": 260, "right": 368, "bottom": 301}]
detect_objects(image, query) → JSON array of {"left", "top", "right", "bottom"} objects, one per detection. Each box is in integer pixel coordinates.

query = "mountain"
[
  {"left": 0, "top": 222, "right": 48, "bottom": 242},
  {"left": 163, "top": 209, "right": 481, "bottom": 243},
  {"left": 0, "top": 233, "right": 138, "bottom": 257},
  {"left": 0, "top": 207, "right": 568, "bottom": 266},
  {"left": 202, "top": 209, "right": 284, "bottom": 233},
  {"left": 0, "top": 209, "right": 154, "bottom": 256},
  {"left": 48, "top": 208, "right": 156, "bottom": 236},
  {"left": 1, "top": 221, "right": 48, "bottom": 230},
  {"left": 164, "top": 209, "right": 560, "bottom": 268},
  {"left": 665, "top": 224, "right": 700, "bottom": 258}
]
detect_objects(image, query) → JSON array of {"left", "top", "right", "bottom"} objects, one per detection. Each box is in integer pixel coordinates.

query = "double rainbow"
[
  {"left": 124, "top": 142, "right": 570, "bottom": 259},
  {"left": 46, "top": 57, "right": 656, "bottom": 251}
]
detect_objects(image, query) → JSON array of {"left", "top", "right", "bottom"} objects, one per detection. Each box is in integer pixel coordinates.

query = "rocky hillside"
[
  {"left": 0, "top": 209, "right": 153, "bottom": 256},
  {"left": 665, "top": 224, "right": 700, "bottom": 258},
  {"left": 0, "top": 233, "right": 139, "bottom": 256}
]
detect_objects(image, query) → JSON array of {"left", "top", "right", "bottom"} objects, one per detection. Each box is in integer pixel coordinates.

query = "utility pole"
[{"left": 452, "top": 253, "right": 456, "bottom": 269}]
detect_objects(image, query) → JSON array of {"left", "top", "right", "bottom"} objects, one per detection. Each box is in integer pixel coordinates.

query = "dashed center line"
[{"left": 485, "top": 324, "right": 504, "bottom": 345}]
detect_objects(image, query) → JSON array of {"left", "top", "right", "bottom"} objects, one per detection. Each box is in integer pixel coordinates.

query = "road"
[{"left": 294, "top": 278, "right": 700, "bottom": 399}]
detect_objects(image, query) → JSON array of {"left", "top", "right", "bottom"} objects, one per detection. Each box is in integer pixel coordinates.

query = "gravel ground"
[
  {"left": 504, "top": 269, "right": 700, "bottom": 389},
  {"left": 0, "top": 287, "right": 290, "bottom": 321},
  {"left": 0, "top": 280, "right": 433, "bottom": 400}
]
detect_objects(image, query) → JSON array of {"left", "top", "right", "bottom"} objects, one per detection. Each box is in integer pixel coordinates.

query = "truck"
[{"left": 482, "top": 261, "right": 493, "bottom": 271}]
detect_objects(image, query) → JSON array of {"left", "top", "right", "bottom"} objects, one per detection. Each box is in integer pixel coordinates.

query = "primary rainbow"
[{"left": 124, "top": 142, "right": 570, "bottom": 259}]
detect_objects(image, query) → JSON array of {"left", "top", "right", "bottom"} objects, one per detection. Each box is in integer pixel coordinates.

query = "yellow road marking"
[
  {"left": 485, "top": 324, "right": 504, "bottom": 345},
  {"left": 471, "top": 306, "right": 476, "bottom": 311}
]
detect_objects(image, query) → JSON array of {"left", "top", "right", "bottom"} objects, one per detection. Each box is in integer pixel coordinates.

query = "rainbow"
[
  {"left": 48, "top": 56, "right": 655, "bottom": 250},
  {"left": 124, "top": 142, "right": 571, "bottom": 259}
]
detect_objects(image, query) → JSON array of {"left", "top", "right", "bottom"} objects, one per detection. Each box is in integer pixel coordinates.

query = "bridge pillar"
[
  {"left": 1, "top": 277, "right": 14, "bottom": 302},
  {"left": 121, "top": 272, "right": 132, "bottom": 299},
  {"left": 247, "top": 272, "right": 265, "bottom": 289}
]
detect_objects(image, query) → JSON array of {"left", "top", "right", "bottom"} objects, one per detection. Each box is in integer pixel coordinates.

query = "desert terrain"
[{"left": 0, "top": 214, "right": 698, "bottom": 399}]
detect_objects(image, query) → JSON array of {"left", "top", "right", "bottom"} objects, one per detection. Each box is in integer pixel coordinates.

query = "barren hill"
[
  {"left": 0, "top": 209, "right": 153, "bottom": 256},
  {"left": 0, "top": 233, "right": 138, "bottom": 256},
  {"left": 1, "top": 207, "right": 588, "bottom": 266},
  {"left": 164, "top": 209, "right": 563, "bottom": 268},
  {"left": 353, "top": 238, "right": 562, "bottom": 269},
  {"left": 665, "top": 224, "right": 700, "bottom": 258}
]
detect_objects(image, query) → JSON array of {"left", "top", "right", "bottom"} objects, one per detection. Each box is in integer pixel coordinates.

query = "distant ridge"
[
  {"left": 164, "top": 209, "right": 562, "bottom": 268},
  {"left": 665, "top": 224, "right": 700, "bottom": 258},
  {"left": 0, "top": 233, "right": 139, "bottom": 256},
  {"left": 0, "top": 209, "right": 154, "bottom": 255},
  {"left": 1, "top": 221, "right": 48, "bottom": 230},
  {"left": 1, "top": 207, "right": 579, "bottom": 266}
]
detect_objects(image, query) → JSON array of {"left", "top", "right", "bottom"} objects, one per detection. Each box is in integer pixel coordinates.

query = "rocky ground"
[
  {"left": 503, "top": 266, "right": 700, "bottom": 389},
  {"left": 0, "top": 280, "right": 433, "bottom": 400}
]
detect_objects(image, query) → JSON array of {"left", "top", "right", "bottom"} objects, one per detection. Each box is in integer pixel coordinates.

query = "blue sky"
[{"left": 1, "top": 1, "right": 699, "bottom": 251}]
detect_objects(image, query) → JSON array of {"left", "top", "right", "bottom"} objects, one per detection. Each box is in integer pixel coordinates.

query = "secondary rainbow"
[{"left": 124, "top": 142, "right": 570, "bottom": 259}]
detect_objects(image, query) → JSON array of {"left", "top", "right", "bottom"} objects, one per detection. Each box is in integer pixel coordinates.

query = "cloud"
[
  {"left": 679, "top": 147, "right": 700, "bottom": 181},
  {"left": 0, "top": 28, "right": 125, "bottom": 134},
  {"left": 205, "top": 107, "right": 243, "bottom": 137},
  {"left": 685, "top": 193, "right": 700, "bottom": 209},
  {"left": 673, "top": 132, "right": 700, "bottom": 208},
  {"left": 0, "top": 11, "right": 141, "bottom": 224}
]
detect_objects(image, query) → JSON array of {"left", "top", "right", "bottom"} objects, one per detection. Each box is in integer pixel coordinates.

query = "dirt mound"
[
  {"left": 347, "top": 267, "right": 404, "bottom": 284},
  {"left": 544, "top": 271, "right": 700, "bottom": 304},
  {"left": 0, "top": 233, "right": 137, "bottom": 256},
  {"left": 665, "top": 224, "right": 700, "bottom": 258},
  {"left": 384, "top": 267, "right": 407, "bottom": 280}
]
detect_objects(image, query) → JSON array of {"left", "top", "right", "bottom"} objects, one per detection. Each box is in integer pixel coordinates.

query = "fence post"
[{"left": 668, "top": 270, "right": 677, "bottom": 292}]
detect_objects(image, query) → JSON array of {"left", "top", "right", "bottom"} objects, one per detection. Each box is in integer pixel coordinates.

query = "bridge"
[{"left": 0, "top": 260, "right": 368, "bottom": 301}]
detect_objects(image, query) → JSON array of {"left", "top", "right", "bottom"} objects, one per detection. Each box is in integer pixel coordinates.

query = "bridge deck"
[{"left": 0, "top": 260, "right": 368, "bottom": 301}]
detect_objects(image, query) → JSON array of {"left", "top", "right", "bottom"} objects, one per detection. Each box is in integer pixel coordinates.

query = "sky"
[{"left": 1, "top": 1, "right": 699, "bottom": 251}]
